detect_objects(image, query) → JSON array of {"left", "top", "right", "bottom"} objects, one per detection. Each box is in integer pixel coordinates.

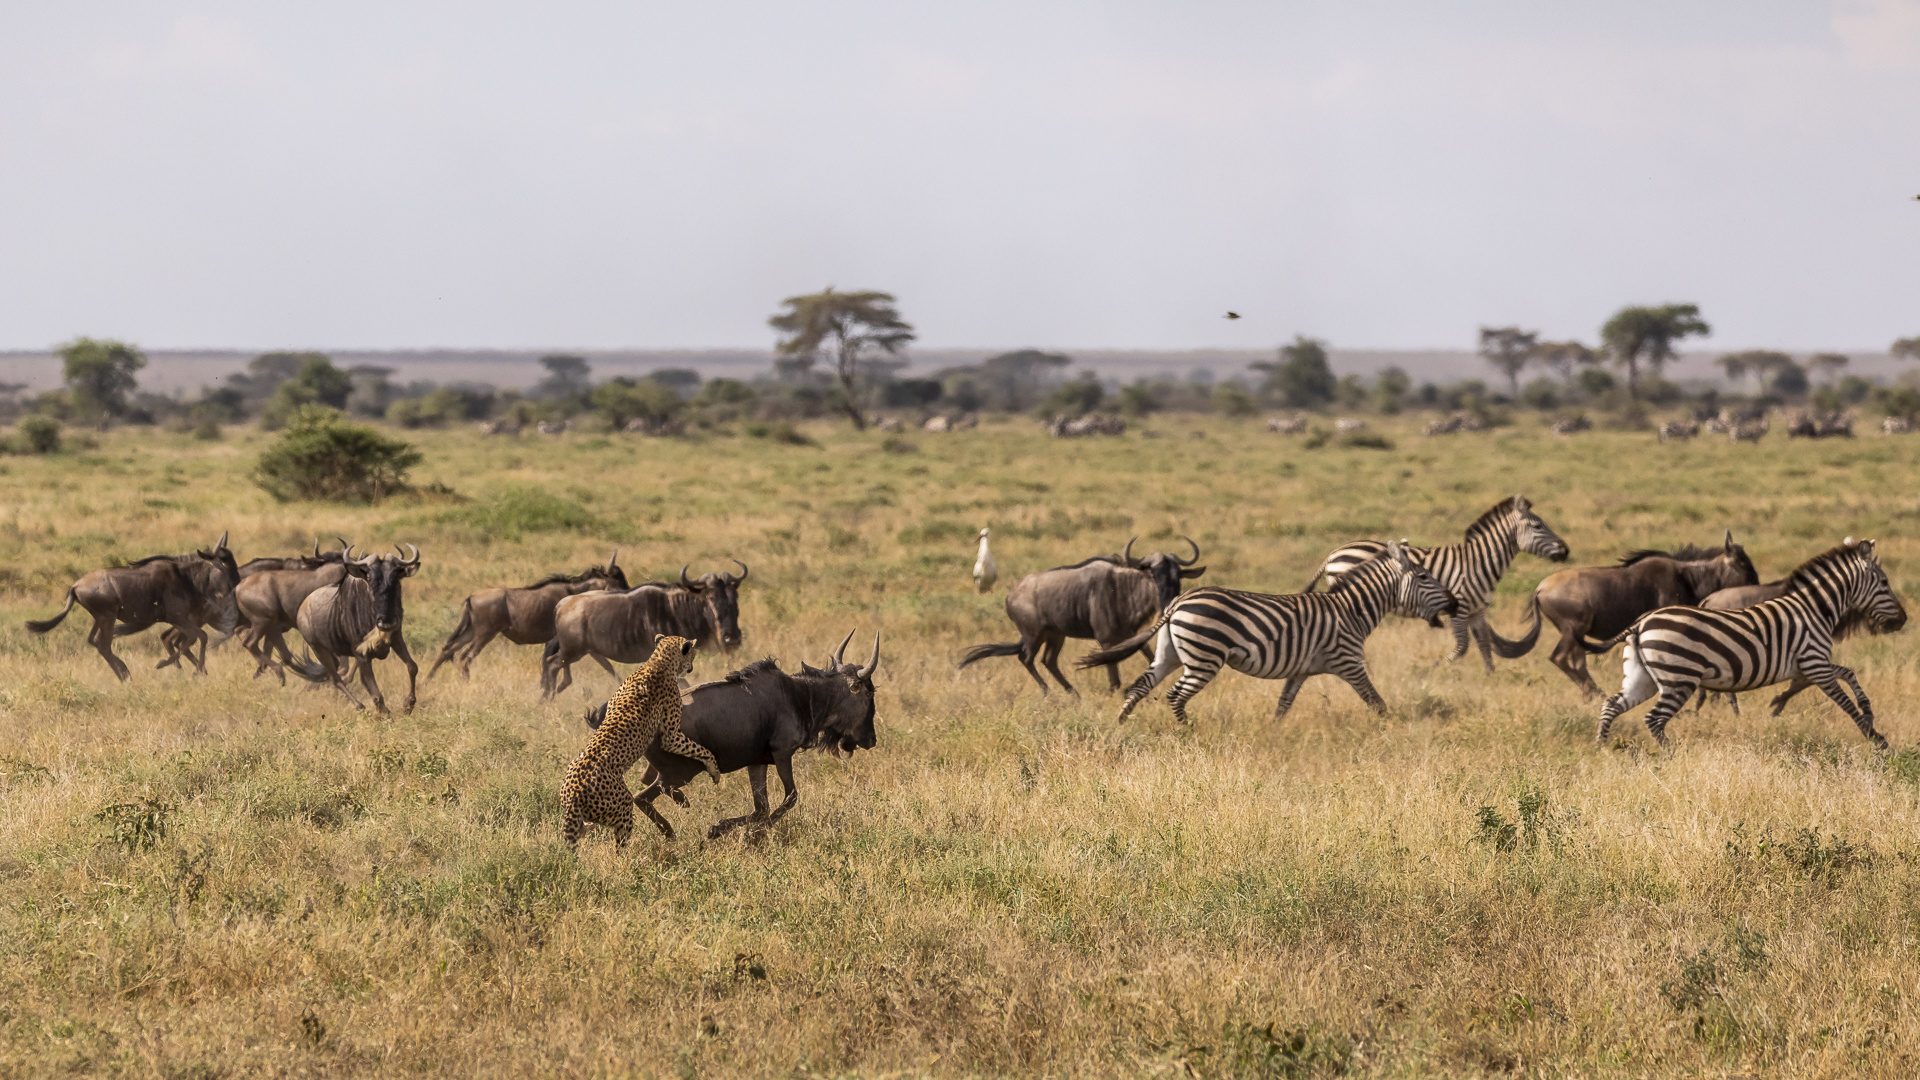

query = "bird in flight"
[{"left": 1223, "top": 311, "right": 1241, "bottom": 320}]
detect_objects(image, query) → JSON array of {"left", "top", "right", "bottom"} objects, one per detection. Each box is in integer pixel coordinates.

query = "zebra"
[
  {"left": 1078, "top": 540, "right": 1454, "bottom": 724},
  {"left": 1303, "top": 495, "right": 1570, "bottom": 673},
  {"left": 1595, "top": 539, "right": 1907, "bottom": 749}
]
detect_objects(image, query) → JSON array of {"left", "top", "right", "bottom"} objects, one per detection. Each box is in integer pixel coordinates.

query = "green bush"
[
  {"left": 433, "top": 486, "right": 598, "bottom": 541},
  {"left": 260, "top": 356, "right": 354, "bottom": 430},
  {"left": 18, "top": 415, "right": 61, "bottom": 453},
  {"left": 252, "top": 406, "right": 423, "bottom": 503},
  {"left": 592, "top": 377, "right": 683, "bottom": 431},
  {"left": 1211, "top": 383, "right": 1260, "bottom": 417}
]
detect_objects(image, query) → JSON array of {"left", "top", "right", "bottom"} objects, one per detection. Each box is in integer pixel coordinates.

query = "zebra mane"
[
  {"left": 1464, "top": 496, "right": 1523, "bottom": 537},
  {"left": 1617, "top": 543, "right": 1726, "bottom": 566}
]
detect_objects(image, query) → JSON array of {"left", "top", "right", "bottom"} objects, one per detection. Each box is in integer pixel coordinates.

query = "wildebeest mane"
[
  {"left": 521, "top": 564, "right": 616, "bottom": 589},
  {"left": 1618, "top": 543, "right": 1726, "bottom": 566}
]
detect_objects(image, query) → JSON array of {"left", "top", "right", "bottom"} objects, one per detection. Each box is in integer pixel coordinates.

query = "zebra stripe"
[
  {"left": 1308, "top": 495, "right": 1569, "bottom": 671},
  {"left": 1597, "top": 539, "right": 1908, "bottom": 748},
  {"left": 1086, "top": 541, "right": 1453, "bottom": 724}
]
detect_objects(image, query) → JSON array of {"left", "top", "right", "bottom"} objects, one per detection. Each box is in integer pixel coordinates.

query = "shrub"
[
  {"left": 18, "top": 415, "right": 61, "bottom": 453},
  {"left": 433, "top": 486, "right": 598, "bottom": 541},
  {"left": 260, "top": 356, "right": 354, "bottom": 429},
  {"left": 745, "top": 421, "right": 817, "bottom": 446},
  {"left": 1520, "top": 378, "right": 1560, "bottom": 410},
  {"left": 592, "top": 377, "right": 683, "bottom": 431},
  {"left": 387, "top": 387, "right": 494, "bottom": 428},
  {"left": 1211, "top": 383, "right": 1260, "bottom": 417},
  {"left": 253, "top": 406, "right": 423, "bottom": 503},
  {"left": 1875, "top": 386, "right": 1920, "bottom": 422}
]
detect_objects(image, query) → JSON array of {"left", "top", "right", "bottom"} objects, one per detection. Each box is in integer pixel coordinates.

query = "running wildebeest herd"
[{"left": 21, "top": 492, "right": 1910, "bottom": 848}]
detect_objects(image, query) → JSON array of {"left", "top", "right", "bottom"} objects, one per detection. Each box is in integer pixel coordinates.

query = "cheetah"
[{"left": 561, "top": 635, "right": 718, "bottom": 849}]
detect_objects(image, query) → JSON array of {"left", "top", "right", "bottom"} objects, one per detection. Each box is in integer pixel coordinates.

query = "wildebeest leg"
[
  {"left": 591, "top": 653, "right": 620, "bottom": 685},
  {"left": 710, "top": 764, "right": 773, "bottom": 838},
  {"left": 389, "top": 633, "right": 419, "bottom": 714},
  {"left": 456, "top": 623, "right": 502, "bottom": 679},
  {"left": 767, "top": 757, "right": 800, "bottom": 824},
  {"left": 1273, "top": 676, "right": 1309, "bottom": 719},
  {"left": 88, "top": 613, "right": 132, "bottom": 682},
  {"left": 632, "top": 779, "right": 677, "bottom": 840},
  {"left": 314, "top": 647, "right": 368, "bottom": 711},
  {"left": 1549, "top": 624, "right": 1601, "bottom": 698},
  {"left": 1016, "top": 637, "right": 1049, "bottom": 695},
  {"left": 356, "top": 656, "right": 390, "bottom": 715},
  {"left": 1039, "top": 633, "right": 1078, "bottom": 696}
]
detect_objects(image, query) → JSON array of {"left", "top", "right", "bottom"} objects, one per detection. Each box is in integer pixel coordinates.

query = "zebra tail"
[
  {"left": 957, "top": 642, "right": 1023, "bottom": 669},
  {"left": 1579, "top": 623, "right": 1637, "bottom": 655},
  {"left": 1487, "top": 595, "right": 1543, "bottom": 659},
  {"left": 1076, "top": 614, "right": 1168, "bottom": 670}
]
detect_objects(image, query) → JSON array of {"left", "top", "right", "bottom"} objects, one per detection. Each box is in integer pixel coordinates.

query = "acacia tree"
[
  {"left": 1892, "top": 336, "right": 1920, "bottom": 361},
  {"left": 1478, "top": 326, "right": 1538, "bottom": 397},
  {"left": 1715, "top": 350, "right": 1791, "bottom": 395},
  {"left": 769, "top": 288, "right": 915, "bottom": 429},
  {"left": 1530, "top": 340, "right": 1597, "bottom": 383},
  {"left": 1808, "top": 352, "right": 1850, "bottom": 385},
  {"left": 59, "top": 338, "right": 146, "bottom": 424},
  {"left": 1599, "top": 304, "right": 1710, "bottom": 400}
]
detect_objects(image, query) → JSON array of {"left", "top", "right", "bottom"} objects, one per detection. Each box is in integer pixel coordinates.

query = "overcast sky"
[{"left": 2, "top": 2, "right": 1916, "bottom": 353}]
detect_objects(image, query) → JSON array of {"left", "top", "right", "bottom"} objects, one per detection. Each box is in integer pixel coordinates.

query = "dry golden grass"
[{"left": 3, "top": 415, "right": 1920, "bottom": 1077}]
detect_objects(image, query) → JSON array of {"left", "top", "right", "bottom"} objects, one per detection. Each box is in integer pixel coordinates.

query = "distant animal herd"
[{"left": 22, "top": 489, "right": 1908, "bottom": 847}]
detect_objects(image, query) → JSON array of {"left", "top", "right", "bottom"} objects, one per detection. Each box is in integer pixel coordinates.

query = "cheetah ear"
[
  {"left": 653, "top": 634, "right": 665, "bottom": 647},
  {"left": 680, "top": 640, "right": 694, "bottom": 656}
]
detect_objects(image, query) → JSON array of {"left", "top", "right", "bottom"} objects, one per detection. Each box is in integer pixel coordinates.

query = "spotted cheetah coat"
[{"left": 561, "top": 635, "right": 718, "bottom": 848}]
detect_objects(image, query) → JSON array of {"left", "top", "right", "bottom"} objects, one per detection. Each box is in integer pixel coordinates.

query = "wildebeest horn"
[
  {"left": 832, "top": 628, "right": 856, "bottom": 666},
  {"left": 728, "top": 558, "right": 749, "bottom": 583},
  {"left": 312, "top": 538, "right": 324, "bottom": 559},
  {"left": 608, "top": 547, "right": 619, "bottom": 570},
  {"left": 680, "top": 564, "right": 694, "bottom": 589},
  {"left": 856, "top": 632, "right": 880, "bottom": 680},
  {"left": 337, "top": 536, "right": 352, "bottom": 553},
  {"left": 349, "top": 547, "right": 376, "bottom": 567},
  {"left": 1120, "top": 536, "right": 1138, "bottom": 565},
  {"left": 214, "top": 530, "right": 228, "bottom": 552},
  {"left": 396, "top": 542, "right": 421, "bottom": 568},
  {"left": 1174, "top": 536, "right": 1200, "bottom": 565}
]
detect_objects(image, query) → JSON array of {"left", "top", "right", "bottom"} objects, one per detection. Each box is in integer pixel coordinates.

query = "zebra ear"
[
  {"left": 1513, "top": 494, "right": 1529, "bottom": 511},
  {"left": 1387, "top": 539, "right": 1410, "bottom": 567}
]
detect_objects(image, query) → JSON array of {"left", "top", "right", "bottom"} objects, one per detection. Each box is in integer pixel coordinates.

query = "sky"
[{"left": 1, "top": 2, "right": 1917, "bottom": 354}]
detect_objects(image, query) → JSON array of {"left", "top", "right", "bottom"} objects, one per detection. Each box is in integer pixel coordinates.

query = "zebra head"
[
  {"left": 1386, "top": 539, "right": 1456, "bottom": 623},
  {"left": 1841, "top": 538, "right": 1908, "bottom": 635},
  {"left": 1509, "top": 495, "right": 1570, "bottom": 562}
]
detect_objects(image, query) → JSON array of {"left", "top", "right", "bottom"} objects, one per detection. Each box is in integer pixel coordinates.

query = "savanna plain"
[{"left": 6, "top": 416, "right": 1920, "bottom": 1079}]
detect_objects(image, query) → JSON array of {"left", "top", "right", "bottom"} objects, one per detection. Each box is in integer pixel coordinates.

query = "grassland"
[{"left": 3, "top": 414, "right": 1920, "bottom": 1078}]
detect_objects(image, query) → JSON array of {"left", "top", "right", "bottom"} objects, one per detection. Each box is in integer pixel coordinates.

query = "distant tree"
[
  {"left": 1599, "top": 304, "right": 1711, "bottom": 400},
  {"left": 1807, "top": 352, "right": 1849, "bottom": 385},
  {"left": 975, "top": 349, "right": 1072, "bottom": 411},
  {"left": 531, "top": 355, "right": 593, "bottom": 400},
  {"left": 1715, "top": 350, "right": 1792, "bottom": 395},
  {"left": 1373, "top": 367, "right": 1411, "bottom": 414},
  {"left": 1211, "top": 382, "right": 1260, "bottom": 417},
  {"left": 229, "top": 352, "right": 326, "bottom": 406},
  {"left": 261, "top": 356, "right": 354, "bottom": 429},
  {"left": 1045, "top": 373, "right": 1105, "bottom": 417},
  {"left": 1576, "top": 367, "right": 1616, "bottom": 399},
  {"left": 1250, "top": 335, "right": 1335, "bottom": 408},
  {"left": 1530, "top": 340, "right": 1598, "bottom": 384},
  {"left": 647, "top": 368, "right": 703, "bottom": 396},
  {"left": 1478, "top": 327, "right": 1538, "bottom": 397},
  {"left": 1892, "top": 336, "right": 1920, "bottom": 361},
  {"left": 346, "top": 365, "right": 398, "bottom": 417},
  {"left": 768, "top": 288, "right": 916, "bottom": 429},
  {"left": 1767, "top": 360, "right": 1810, "bottom": 399},
  {"left": 58, "top": 338, "right": 146, "bottom": 424},
  {"left": 591, "top": 377, "right": 684, "bottom": 431}
]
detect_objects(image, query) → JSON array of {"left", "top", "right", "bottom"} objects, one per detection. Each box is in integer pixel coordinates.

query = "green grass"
[{"left": 1, "top": 414, "right": 1919, "bottom": 1076}]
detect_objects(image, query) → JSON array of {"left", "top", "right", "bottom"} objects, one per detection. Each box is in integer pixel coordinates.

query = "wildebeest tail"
[
  {"left": 283, "top": 648, "right": 331, "bottom": 682},
  {"left": 957, "top": 642, "right": 1022, "bottom": 668},
  {"left": 1487, "top": 595, "right": 1543, "bottom": 659},
  {"left": 25, "top": 589, "right": 77, "bottom": 634},
  {"left": 427, "top": 599, "right": 475, "bottom": 679},
  {"left": 540, "top": 635, "right": 562, "bottom": 693},
  {"left": 1076, "top": 611, "right": 1170, "bottom": 670},
  {"left": 583, "top": 702, "right": 607, "bottom": 730}
]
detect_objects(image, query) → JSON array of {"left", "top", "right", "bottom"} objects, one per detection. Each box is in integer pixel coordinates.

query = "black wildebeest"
[
  {"left": 958, "top": 537, "right": 1206, "bottom": 694},
  {"left": 234, "top": 540, "right": 364, "bottom": 683},
  {"left": 427, "top": 549, "right": 629, "bottom": 680},
  {"left": 541, "top": 562, "right": 748, "bottom": 698},
  {"left": 26, "top": 532, "right": 240, "bottom": 680},
  {"left": 1488, "top": 531, "right": 1759, "bottom": 696},
  {"left": 291, "top": 545, "right": 422, "bottom": 714},
  {"left": 587, "top": 630, "right": 881, "bottom": 841}
]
